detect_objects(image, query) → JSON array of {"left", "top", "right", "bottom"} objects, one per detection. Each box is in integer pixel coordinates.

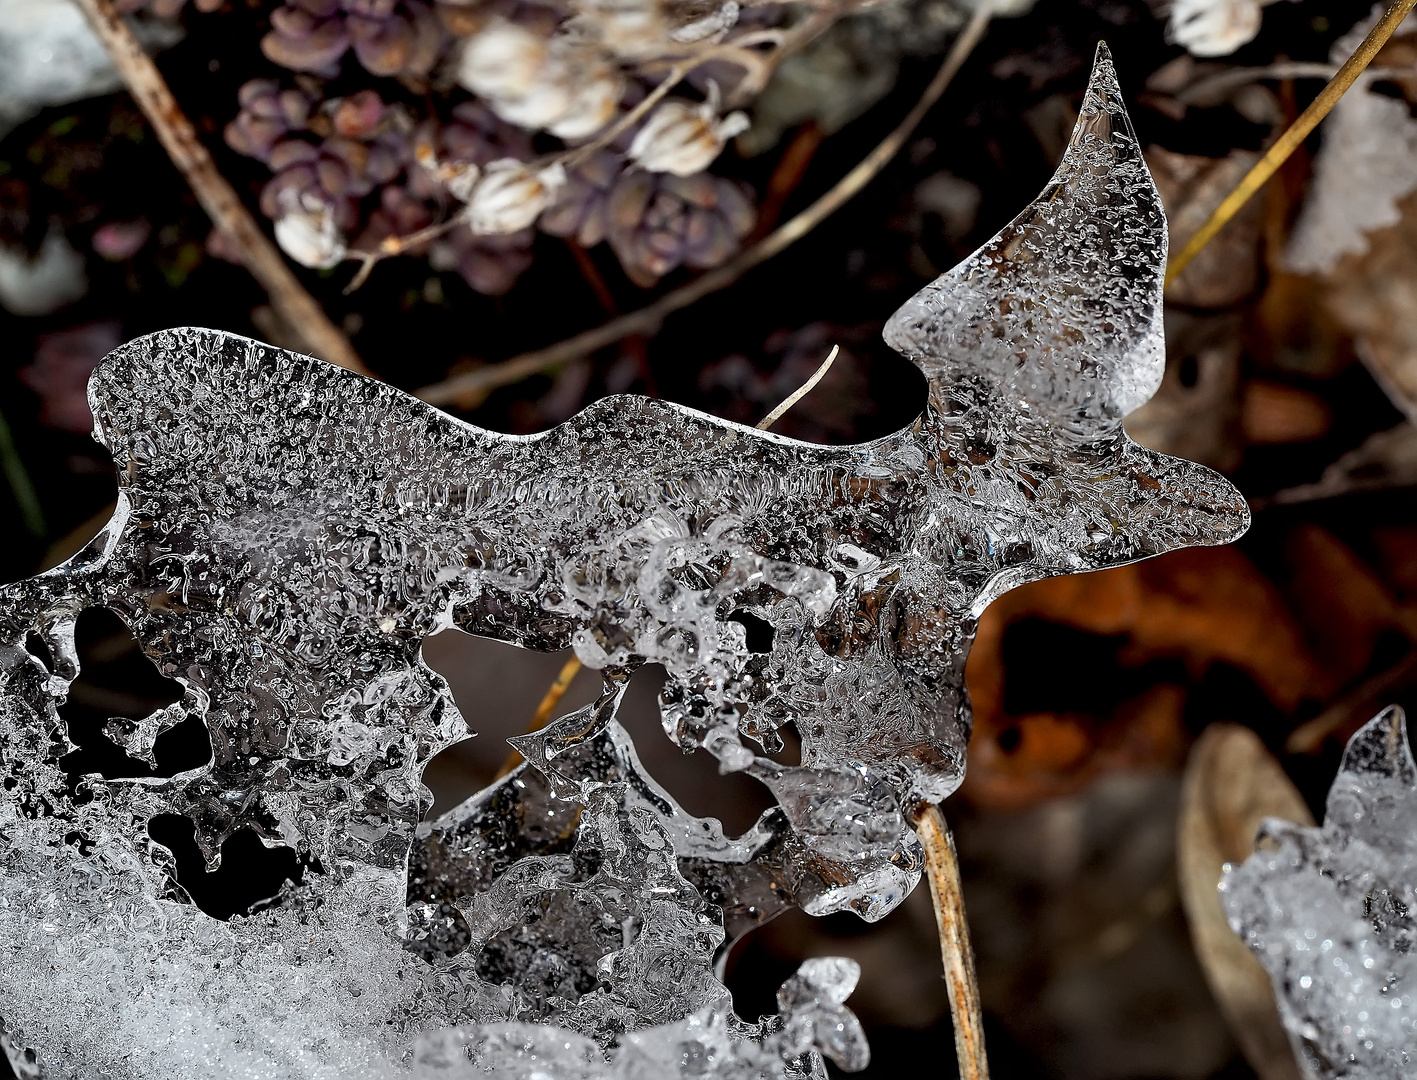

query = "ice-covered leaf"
[
  {"left": 1222, "top": 707, "right": 1417, "bottom": 1080},
  {"left": 0, "top": 45, "right": 1246, "bottom": 1078}
]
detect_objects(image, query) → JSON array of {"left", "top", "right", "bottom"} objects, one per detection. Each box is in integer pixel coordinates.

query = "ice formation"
[
  {"left": 0, "top": 46, "right": 1246, "bottom": 1078},
  {"left": 1222, "top": 707, "right": 1417, "bottom": 1080}
]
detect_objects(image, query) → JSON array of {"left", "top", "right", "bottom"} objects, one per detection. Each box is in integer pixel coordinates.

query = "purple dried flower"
[
  {"left": 225, "top": 79, "right": 318, "bottom": 162},
  {"left": 605, "top": 169, "right": 754, "bottom": 286},
  {"left": 262, "top": 0, "right": 350, "bottom": 75},
  {"left": 347, "top": 0, "right": 444, "bottom": 77},
  {"left": 18, "top": 321, "right": 124, "bottom": 434},
  {"left": 539, "top": 150, "right": 621, "bottom": 247},
  {"left": 262, "top": 0, "right": 445, "bottom": 77},
  {"left": 260, "top": 135, "right": 398, "bottom": 230}
]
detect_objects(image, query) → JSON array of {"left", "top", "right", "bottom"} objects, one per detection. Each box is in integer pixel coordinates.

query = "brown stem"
[
  {"left": 915, "top": 803, "right": 991, "bottom": 1080},
  {"left": 73, "top": 0, "right": 370, "bottom": 376},
  {"left": 751, "top": 122, "right": 825, "bottom": 240},
  {"left": 415, "top": 5, "right": 993, "bottom": 408}
]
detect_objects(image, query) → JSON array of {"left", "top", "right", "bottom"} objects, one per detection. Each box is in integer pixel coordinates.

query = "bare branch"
[{"left": 73, "top": 0, "right": 370, "bottom": 376}]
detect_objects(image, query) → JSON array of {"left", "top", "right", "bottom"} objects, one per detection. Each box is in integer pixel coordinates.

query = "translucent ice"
[
  {"left": 1222, "top": 707, "right": 1417, "bottom": 1080},
  {"left": 0, "top": 45, "right": 1245, "bottom": 1078}
]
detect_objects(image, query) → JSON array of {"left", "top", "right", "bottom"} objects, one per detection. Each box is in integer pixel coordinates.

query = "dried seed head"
[
  {"left": 546, "top": 64, "right": 622, "bottom": 139},
  {"left": 1166, "top": 0, "right": 1263, "bottom": 57},
  {"left": 273, "top": 193, "right": 348, "bottom": 269},
  {"left": 466, "top": 159, "right": 566, "bottom": 234},
  {"left": 445, "top": 163, "right": 482, "bottom": 203},
  {"left": 627, "top": 99, "right": 749, "bottom": 176},
  {"left": 456, "top": 19, "right": 553, "bottom": 102},
  {"left": 457, "top": 19, "right": 622, "bottom": 137},
  {"left": 668, "top": 0, "right": 738, "bottom": 43}
]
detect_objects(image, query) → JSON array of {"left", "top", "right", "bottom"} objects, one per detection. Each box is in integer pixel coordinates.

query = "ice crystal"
[
  {"left": 0, "top": 46, "right": 1246, "bottom": 1078},
  {"left": 1222, "top": 707, "right": 1417, "bottom": 1080}
]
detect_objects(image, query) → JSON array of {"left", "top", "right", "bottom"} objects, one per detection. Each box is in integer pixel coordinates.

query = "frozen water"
[
  {"left": 1222, "top": 707, "right": 1417, "bottom": 1080},
  {"left": 0, "top": 45, "right": 1245, "bottom": 1077}
]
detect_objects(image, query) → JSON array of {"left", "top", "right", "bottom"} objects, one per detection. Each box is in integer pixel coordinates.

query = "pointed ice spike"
[
  {"left": 884, "top": 43, "right": 1166, "bottom": 436},
  {"left": 1336, "top": 704, "right": 1417, "bottom": 785}
]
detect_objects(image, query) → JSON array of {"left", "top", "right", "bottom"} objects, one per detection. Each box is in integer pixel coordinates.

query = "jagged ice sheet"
[
  {"left": 0, "top": 45, "right": 1246, "bottom": 1078},
  {"left": 1223, "top": 708, "right": 1417, "bottom": 1080}
]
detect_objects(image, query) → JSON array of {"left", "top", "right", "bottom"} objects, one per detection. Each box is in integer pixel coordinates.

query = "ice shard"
[
  {"left": 0, "top": 45, "right": 1245, "bottom": 1077},
  {"left": 1223, "top": 707, "right": 1417, "bottom": 1080}
]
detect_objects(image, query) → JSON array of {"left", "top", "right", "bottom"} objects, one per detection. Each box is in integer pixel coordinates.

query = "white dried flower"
[
  {"left": 456, "top": 20, "right": 552, "bottom": 102},
  {"left": 457, "top": 19, "right": 621, "bottom": 138},
  {"left": 1167, "top": 0, "right": 1263, "bottom": 57},
  {"left": 466, "top": 159, "right": 566, "bottom": 234},
  {"left": 445, "top": 163, "right": 482, "bottom": 203},
  {"left": 273, "top": 195, "right": 346, "bottom": 270},
  {"left": 669, "top": 0, "right": 739, "bottom": 43},
  {"left": 547, "top": 63, "right": 622, "bottom": 139},
  {"left": 627, "top": 98, "right": 749, "bottom": 176}
]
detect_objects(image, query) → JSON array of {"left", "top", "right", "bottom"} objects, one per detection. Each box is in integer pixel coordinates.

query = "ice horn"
[{"left": 882, "top": 42, "right": 1168, "bottom": 439}]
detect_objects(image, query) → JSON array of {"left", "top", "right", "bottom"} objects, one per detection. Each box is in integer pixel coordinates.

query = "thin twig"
[
  {"left": 415, "top": 6, "right": 993, "bottom": 408},
  {"left": 1165, "top": 0, "right": 1417, "bottom": 287},
  {"left": 757, "top": 345, "right": 838, "bottom": 429},
  {"left": 73, "top": 0, "right": 370, "bottom": 376},
  {"left": 915, "top": 803, "right": 990, "bottom": 1080},
  {"left": 1174, "top": 61, "right": 1415, "bottom": 105},
  {"left": 345, "top": 213, "right": 471, "bottom": 293}
]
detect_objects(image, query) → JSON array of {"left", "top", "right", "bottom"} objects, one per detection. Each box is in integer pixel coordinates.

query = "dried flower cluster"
[{"left": 143, "top": 0, "right": 884, "bottom": 293}]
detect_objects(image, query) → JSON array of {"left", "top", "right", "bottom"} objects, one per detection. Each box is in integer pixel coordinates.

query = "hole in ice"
[
  {"left": 727, "top": 610, "right": 774, "bottom": 653},
  {"left": 420, "top": 632, "right": 774, "bottom": 836},
  {"left": 615, "top": 665, "right": 775, "bottom": 837},
  {"left": 419, "top": 630, "right": 602, "bottom": 815},
  {"left": 147, "top": 814, "right": 305, "bottom": 920},
  {"left": 57, "top": 608, "right": 209, "bottom": 783},
  {"left": 23, "top": 632, "right": 52, "bottom": 673}
]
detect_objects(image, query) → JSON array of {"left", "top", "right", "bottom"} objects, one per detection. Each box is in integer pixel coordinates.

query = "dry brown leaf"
[
  {"left": 1178, "top": 725, "right": 1312, "bottom": 1080},
  {"left": 1239, "top": 380, "right": 1332, "bottom": 444},
  {"left": 1126, "top": 311, "right": 1244, "bottom": 472},
  {"left": 1148, "top": 147, "right": 1264, "bottom": 310},
  {"left": 964, "top": 548, "right": 1322, "bottom": 807},
  {"left": 1280, "top": 524, "right": 1409, "bottom": 687},
  {"left": 1321, "top": 187, "right": 1417, "bottom": 419}
]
